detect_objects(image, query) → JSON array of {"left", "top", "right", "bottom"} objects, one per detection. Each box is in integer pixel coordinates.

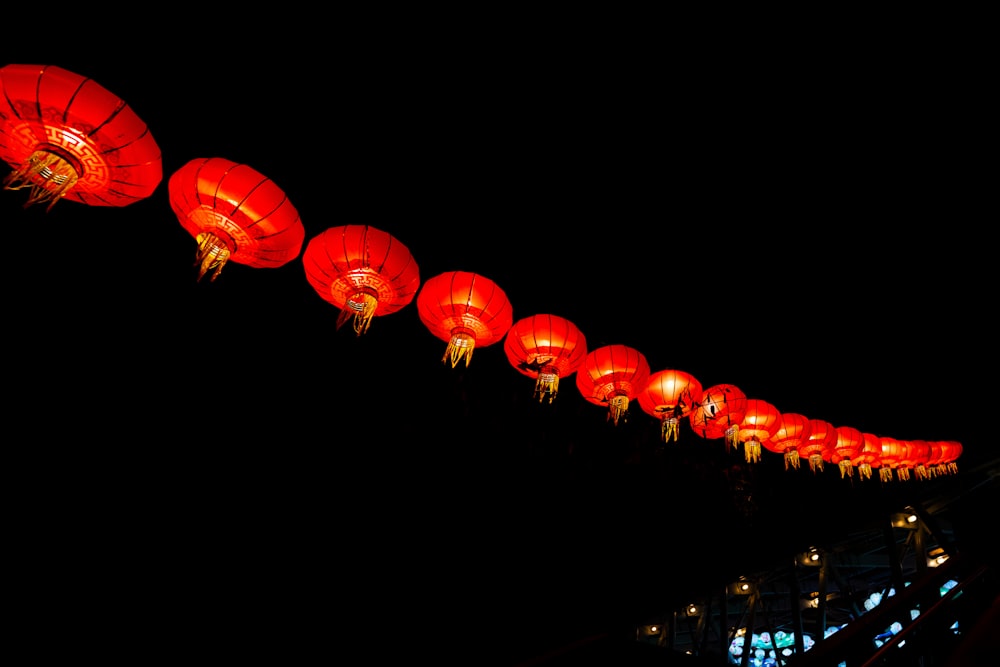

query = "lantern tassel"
[
  {"left": 744, "top": 439, "right": 762, "bottom": 464},
  {"left": 337, "top": 291, "right": 379, "bottom": 336},
  {"left": 608, "top": 395, "right": 629, "bottom": 425},
  {"left": 724, "top": 425, "right": 740, "bottom": 453},
  {"left": 534, "top": 371, "right": 560, "bottom": 403},
  {"left": 194, "top": 232, "right": 232, "bottom": 282},
  {"left": 784, "top": 449, "right": 801, "bottom": 470},
  {"left": 443, "top": 330, "right": 476, "bottom": 368},
  {"left": 660, "top": 416, "right": 680, "bottom": 442},
  {"left": 3, "top": 150, "right": 79, "bottom": 211}
]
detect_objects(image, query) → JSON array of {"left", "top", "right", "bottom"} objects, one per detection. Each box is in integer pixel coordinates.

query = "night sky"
[{"left": 4, "top": 44, "right": 993, "bottom": 664}]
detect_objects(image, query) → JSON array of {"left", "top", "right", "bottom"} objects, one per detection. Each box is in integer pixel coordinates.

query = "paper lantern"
[
  {"left": 575, "top": 344, "right": 651, "bottom": 425},
  {"left": 935, "top": 440, "right": 963, "bottom": 475},
  {"left": 831, "top": 425, "right": 865, "bottom": 478},
  {"left": 637, "top": 369, "right": 703, "bottom": 442},
  {"left": 799, "top": 419, "right": 837, "bottom": 473},
  {"left": 416, "top": 270, "right": 513, "bottom": 368},
  {"left": 763, "top": 412, "right": 812, "bottom": 470},
  {"left": 899, "top": 440, "right": 932, "bottom": 481},
  {"left": 878, "top": 436, "right": 907, "bottom": 482},
  {"left": 1, "top": 63, "right": 161, "bottom": 210},
  {"left": 302, "top": 225, "right": 420, "bottom": 335},
  {"left": 688, "top": 383, "right": 747, "bottom": 450},
  {"left": 168, "top": 157, "right": 305, "bottom": 282},
  {"left": 851, "top": 432, "right": 883, "bottom": 480},
  {"left": 503, "top": 313, "right": 587, "bottom": 403},
  {"left": 737, "top": 399, "right": 781, "bottom": 464}
]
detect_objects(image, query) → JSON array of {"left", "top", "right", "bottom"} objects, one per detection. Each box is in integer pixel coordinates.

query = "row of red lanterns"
[
  {"left": 264, "top": 222, "right": 970, "bottom": 485},
  {"left": 0, "top": 64, "right": 964, "bottom": 481}
]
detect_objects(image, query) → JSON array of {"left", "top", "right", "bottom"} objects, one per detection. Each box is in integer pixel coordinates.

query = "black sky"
[{"left": 4, "top": 43, "right": 993, "bottom": 663}]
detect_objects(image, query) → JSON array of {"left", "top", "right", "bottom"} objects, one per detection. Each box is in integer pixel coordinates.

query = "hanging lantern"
[
  {"left": 798, "top": 419, "right": 837, "bottom": 473},
  {"left": 937, "top": 440, "right": 963, "bottom": 475},
  {"left": 830, "top": 426, "right": 865, "bottom": 478},
  {"left": 924, "top": 441, "right": 945, "bottom": 478},
  {"left": 878, "top": 436, "right": 907, "bottom": 482},
  {"left": 302, "top": 225, "right": 420, "bottom": 336},
  {"left": 737, "top": 399, "right": 781, "bottom": 464},
  {"left": 0, "top": 64, "right": 161, "bottom": 210},
  {"left": 575, "top": 344, "right": 651, "bottom": 425},
  {"left": 925, "top": 440, "right": 963, "bottom": 477},
  {"left": 851, "top": 432, "right": 883, "bottom": 480},
  {"left": 503, "top": 313, "right": 587, "bottom": 403},
  {"left": 688, "top": 383, "right": 747, "bottom": 451},
  {"left": 416, "top": 270, "right": 513, "bottom": 368},
  {"left": 168, "top": 157, "right": 306, "bottom": 282},
  {"left": 899, "top": 439, "right": 932, "bottom": 481},
  {"left": 763, "top": 412, "right": 812, "bottom": 470},
  {"left": 637, "top": 369, "right": 703, "bottom": 442}
]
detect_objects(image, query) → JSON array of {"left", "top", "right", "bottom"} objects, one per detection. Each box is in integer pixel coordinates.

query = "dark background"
[{"left": 3, "top": 33, "right": 993, "bottom": 665}]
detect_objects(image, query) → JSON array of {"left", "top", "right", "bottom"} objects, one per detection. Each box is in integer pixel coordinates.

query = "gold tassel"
[
  {"left": 608, "top": 395, "right": 629, "bottom": 426},
  {"left": 534, "top": 372, "right": 560, "bottom": 403},
  {"left": 661, "top": 416, "right": 679, "bottom": 442},
  {"left": 443, "top": 331, "right": 476, "bottom": 368},
  {"left": 194, "top": 232, "right": 232, "bottom": 282},
  {"left": 3, "top": 150, "right": 79, "bottom": 211},
  {"left": 338, "top": 291, "right": 378, "bottom": 336}
]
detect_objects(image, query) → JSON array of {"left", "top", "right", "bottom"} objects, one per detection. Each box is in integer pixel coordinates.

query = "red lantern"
[
  {"left": 737, "top": 399, "right": 781, "bottom": 463},
  {"left": 831, "top": 426, "right": 865, "bottom": 478},
  {"left": 637, "top": 369, "right": 703, "bottom": 442},
  {"left": 1, "top": 64, "right": 161, "bottom": 210},
  {"left": 924, "top": 441, "right": 945, "bottom": 478},
  {"left": 503, "top": 313, "right": 587, "bottom": 403},
  {"left": 688, "top": 383, "right": 747, "bottom": 451},
  {"left": 878, "top": 436, "right": 907, "bottom": 482},
  {"left": 899, "top": 439, "right": 932, "bottom": 481},
  {"left": 575, "top": 344, "right": 651, "bottom": 425},
  {"left": 799, "top": 419, "right": 836, "bottom": 473},
  {"left": 851, "top": 432, "right": 883, "bottom": 480},
  {"left": 302, "top": 225, "right": 420, "bottom": 335},
  {"left": 168, "top": 157, "right": 306, "bottom": 282},
  {"left": 416, "top": 270, "right": 513, "bottom": 368},
  {"left": 935, "top": 440, "right": 963, "bottom": 476},
  {"left": 763, "top": 412, "right": 811, "bottom": 470}
]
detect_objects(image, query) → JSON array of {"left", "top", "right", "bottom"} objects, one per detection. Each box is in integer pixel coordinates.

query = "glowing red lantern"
[
  {"left": 924, "top": 441, "right": 945, "bottom": 478},
  {"left": 851, "top": 432, "right": 883, "bottom": 480},
  {"left": 878, "top": 436, "right": 907, "bottom": 482},
  {"left": 899, "top": 439, "right": 932, "bottom": 481},
  {"left": 637, "top": 369, "right": 703, "bottom": 442},
  {"left": 763, "top": 412, "right": 812, "bottom": 470},
  {"left": 688, "top": 383, "right": 747, "bottom": 451},
  {"left": 416, "top": 270, "right": 513, "bottom": 368},
  {"left": 1, "top": 64, "right": 161, "bottom": 210},
  {"left": 302, "top": 225, "right": 420, "bottom": 335},
  {"left": 168, "top": 157, "right": 306, "bottom": 282},
  {"left": 503, "top": 313, "right": 587, "bottom": 403},
  {"left": 831, "top": 425, "right": 865, "bottom": 478},
  {"left": 917, "top": 440, "right": 939, "bottom": 479},
  {"left": 575, "top": 344, "right": 651, "bottom": 425},
  {"left": 737, "top": 399, "right": 781, "bottom": 463},
  {"left": 936, "top": 440, "right": 963, "bottom": 475},
  {"left": 799, "top": 419, "right": 836, "bottom": 473}
]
